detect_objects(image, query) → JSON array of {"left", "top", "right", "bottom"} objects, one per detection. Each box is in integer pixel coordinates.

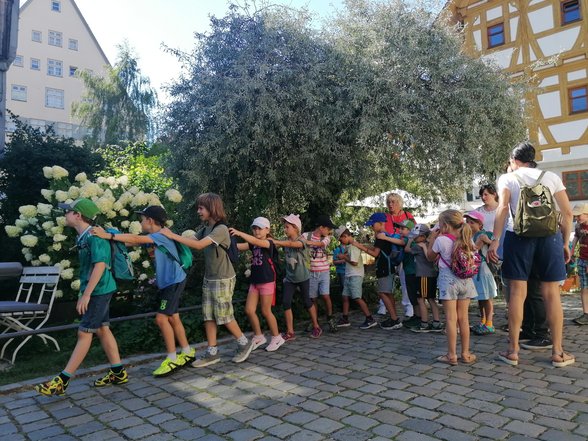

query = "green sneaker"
[
  {"left": 176, "top": 349, "right": 196, "bottom": 367},
  {"left": 35, "top": 376, "right": 68, "bottom": 396},
  {"left": 94, "top": 368, "right": 129, "bottom": 387},
  {"left": 152, "top": 358, "right": 182, "bottom": 377}
]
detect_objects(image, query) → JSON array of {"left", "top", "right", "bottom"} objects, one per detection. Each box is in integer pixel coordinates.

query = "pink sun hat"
[{"left": 464, "top": 210, "right": 485, "bottom": 225}]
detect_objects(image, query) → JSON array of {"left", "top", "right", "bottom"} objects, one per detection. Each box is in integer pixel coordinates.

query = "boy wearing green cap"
[{"left": 35, "top": 198, "right": 127, "bottom": 396}]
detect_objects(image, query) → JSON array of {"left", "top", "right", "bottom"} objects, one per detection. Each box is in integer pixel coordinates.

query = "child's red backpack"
[{"left": 439, "top": 234, "right": 481, "bottom": 279}]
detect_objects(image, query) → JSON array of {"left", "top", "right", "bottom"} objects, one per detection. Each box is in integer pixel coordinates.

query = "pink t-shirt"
[{"left": 305, "top": 231, "right": 331, "bottom": 273}]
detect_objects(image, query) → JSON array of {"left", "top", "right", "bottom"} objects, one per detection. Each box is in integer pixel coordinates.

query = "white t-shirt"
[
  {"left": 497, "top": 168, "right": 565, "bottom": 233},
  {"left": 432, "top": 236, "right": 454, "bottom": 269},
  {"left": 476, "top": 205, "right": 497, "bottom": 233},
  {"left": 345, "top": 244, "right": 365, "bottom": 277}
]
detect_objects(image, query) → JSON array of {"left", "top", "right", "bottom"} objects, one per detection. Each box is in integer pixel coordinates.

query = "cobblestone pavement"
[{"left": 1, "top": 295, "right": 587, "bottom": 441}]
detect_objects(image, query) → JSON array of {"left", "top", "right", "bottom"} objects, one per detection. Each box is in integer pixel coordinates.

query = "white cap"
[
  {"left": 282, "top": 214, "right": 302, "bottom": 232},
  {"left": 251, "top": 217, "right": 270, "bottom": 229},
  {"left": 335, "top": 226, "right": 348, "bottom": 239}
]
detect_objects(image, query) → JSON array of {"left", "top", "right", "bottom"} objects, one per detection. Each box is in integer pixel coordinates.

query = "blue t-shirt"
[
  {"left": 332, "top": 244, "right": 347, "bottom": 275},
  {"left": 149, "top": 232, "right": 187, "bottom": 289}
]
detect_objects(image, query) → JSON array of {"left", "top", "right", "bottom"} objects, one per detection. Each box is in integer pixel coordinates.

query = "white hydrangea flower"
[
  {"left": 59, "top": 260, "right": 71, "bottom": 269},
  {"left": 121, "top": 220, "right": 130, "bottom": 228},
  {"left": 37, "top": 203, "right": 53, "bottom": 216},
  {"left": 43, "top": 167, "right": 54, "bottom": 179},
  {"left": 51, "top": 226, "right": 64, "bottom": 235},
  {"left": 97, "top": 176, "right": 106, "bottom": 184},
  {"left": 61, "top": 268, "right": 74, "bottom": 280},
  {"left": 41, "top": 189, "right": 54, "bottom": 202},
  {"left": 130, "top": 192, "right": 148, "bottom": 207},
  {"left": 19, "top": 205, "right": 37, "bottom": 218},
  {"left": 24, "top": 253, "right": 33, "bottom": 262},
  {"left": 129, "top": 221, "right": 142, "bottom": 235},
  {"left": 5, "top": 225, "right": 22, "bottom": 237},
  {"left": 117, "top": 175, "right": 129, "bottom": 186},
  {"left": 53, "top": 234, "right": 67, "bottom": 242},
  {"left": 20, "top": 235, "right": 38, "bottom": 247},
  {"left": 106, "top": 210, "right": 117, "bottom": 219},
  {"left": 119, "top": 209, "right": 129, "bottom": 217},
  {"left": 138, "top": 273, "right": 148, "bottom": 281},
  {"left": 38, "top": 254, "right": 51, "bottom": 264},
  {"left": 51, "top": 166, "right": 69, "bottom": 179},
  {"left": 68, "top": 186, "right": 80, "bottom": 199},
  {"left": 55, "top": 190, "right": 69, "bottom": 202},
  {"left": 129, "top": 186, "right": 140, "bottom": 195},
  {"left": 95, "top": 197, "right": 114, "bottom": 213},
  {"left": 71, "top": 279, "right": 81, "bottom": 291},
  {"left": 142, "top": 260, "right": 150, "bottom": 268},
  {"left": 56, "top": 216, "right": 67, "bottom": 227},
  {"left": 118, "top": 192, "right": 133, "bottom": 205},
  {"left": 74, "top": 172, "right": 87, "bottom": 183},
  {"left": 244, "top": 269, "right": 251, "bottom": 278},
  {"left": 15, "top": 219, "right": 29, "bottom": 228},
  {"left": 21, "top": 247, "right": 31, "bottom": 255},
  {"left": 54, "top": 290, "right": 63, "bottom": 299},
  {"left": 147, "top": 194, "right": 161, "bottom": 206},
  {"left": 106, "top": 177, "right": 117, "bottom": 188},
  {"left": 42, "top": 221, "right": 55, "bottom": 230},
  {"left": 31, "top": 260, "right": 41, "bottom": 267},
  {"left": 52, "top": 243, "right": 62, "bottom": 251},
  {"left": 79, "top": 182, "right": 101, "bottom": 198},
  {"left": 128, "top": 250, "right": 141, "bottom": 262},
  {"left": 113, "top": 201, "right": 123, "bottom": 212},
  {"left": 181, "top": 230, "right": 196, "bottom": 238},
  {"left": 165, "top": 189, "right": 183, "bottom": 203},
  {"left": 166, "top": 220, "right": 174, "bottom": 227},
  {"left": 28, "top": 217, "right": 39, "bottom": 225}
]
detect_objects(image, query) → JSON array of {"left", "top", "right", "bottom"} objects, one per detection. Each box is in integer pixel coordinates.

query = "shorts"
[
  {"left": 377, "top": 275, "right": 394, "bottom": 294},
  {"left": 578, "top": 259, "right": 588, "bottom": 289},
  {"left": 438, "top": 269, "right": 477, "bottom": 301},
  {"left": 202, "top": 277, "right": 236, "bottom": 325},
  {"left": 473, "top": 264, "right": 497, "bottom": 301},
  {"left": 342, "top": 276, "right": 363, "bottom": 300},
  {"left": 309, "top": 271, "right": 330, "bottom": 298},
  {"left": 283, "top": 279, "right": 312, "bottom": 310},
  {"left": 157, "top": 280, "right": 186, "bottom": 316},
  {"left": 249, "top": 282, "right": 276, "bottom": 296},
  {"left": 405, "top": 274, "right": 419, "bottom": 306},
  {"left": 419, "top": 276, "right": 438, "bottom": 300},
  {"left": 502, "top": 231, "right": 566, "bottom": 282},
  {"left": 79, "top": 292, "right": 114, "bottom": 333}
]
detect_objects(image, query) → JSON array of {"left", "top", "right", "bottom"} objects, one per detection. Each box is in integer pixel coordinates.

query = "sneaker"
[
  {"left": 574, "top": 313, "right": 588, "bottom": 325},
  {"left": 328, "top": 317, "right": 338, "bottom": 333},
  {"left": 519, "top": 331, "right": 535, "bottom": 341},
  {"left": 35, "top": 376, "right": 68, "bottom": 396},
  {"left": 94, "top": 368, "right": 129, "bottom": 387},
  {"left": 152, "top": 358, "right": 183, "bottom": 377},
  {"left": 470, "top": 323, "right": 484, "bottom": 333},
  {"left": 520, "top": 338, "right": 553, "bottom": 350},
  {"left": 473, "top": 324, "right": 495, "bottom": 336},
  {"left": 359, "top": 317, "right": 378, "bottom": 329},
  {"left": 177, "top": 348, "right": 196, "bottom": 367},
  {"left": 310, "top": 327, "right": 323, "bottom": 339},
  {"left": 411, "top": 322, "right": 432, "bottom": 333},
  {"left": 192, "top": 350, "right": 221, "bottom": 368},
  {"left": 380, "top": 318, "right": 403, "bottom": 330},
  {"left": 402, "top": 316, "right": 420, "bottom": 329},
  {"left": 233, "top": 340, "right": 254, "bottom": 363},
  {"left": 282, "top": 331, "right": 296, "bottom": 342},
  {"left": 251, "top": 335, "right": 267, "bottom": 351},
  {"left": 430, "top": 322, "right": 444, "bottom": 333},
  {"left": 336, "top": 317, "right": 351, "bottom": 328},
  {"left": 266, "top": 335, "right": 285, "bottom": 352}
]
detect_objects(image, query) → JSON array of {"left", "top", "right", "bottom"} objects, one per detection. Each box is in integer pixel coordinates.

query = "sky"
[{"left": 62, "top": 0, "right": 345, "bottom": 103}]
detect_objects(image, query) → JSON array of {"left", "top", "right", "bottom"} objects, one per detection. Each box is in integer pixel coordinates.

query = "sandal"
[
  {"left": 497, "top": 350, "right": 518, "bottom": 366},
  {"left": 459, "top": 353, "right": 477, "bottom": 365},
  {"left": 552, "top": 351, "right": 575, "bottom": 368},
  {"left": 436, "top": 354, "right": 458, "bottom": 366}
]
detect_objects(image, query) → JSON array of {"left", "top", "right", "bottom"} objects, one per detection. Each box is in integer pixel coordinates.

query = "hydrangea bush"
[{"left": 4, "top": 165, "right": 185, "bottom": 301}]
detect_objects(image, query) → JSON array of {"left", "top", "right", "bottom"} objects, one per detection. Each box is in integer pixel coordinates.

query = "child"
[
  {"left": 351, "top": 213, "right": 403, "bottom": 330},
  {"left": 304, "top": 215, "right": 337, "bottom": 332},
  {"left": 464, "top": 211, "right": 497, "bottom": 335},
  {"left": 571, "top": 203, "right": 588, "bottom": 325},
  {"left": 35, "top": 198, "right": 127, "bottom": 396},
  {"left": 332, "top": 238, "right": 347, "bottom": 295},
  {"left": 405, "top": 224, "right": 442, "bottom": 332},
  {"left": 335, "top": 227, "right": 376, "bottom": 329},
  {"left": 273, "top": 214, "right": 322, "bottom": 340},
  {"left": 93, "top": 205, "right": 195, "bottom": 376},
  {"left": 162, "top": 193, "right": 253, "bottom": 366},
  {"left": 426, "top": 209, "right": 477, "bottom": 366},
  {"left": 229, "top": 217, "right": 285, "bottom": 351}
]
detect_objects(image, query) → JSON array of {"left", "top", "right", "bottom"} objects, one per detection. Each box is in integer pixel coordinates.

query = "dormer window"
[
  {"left": 488, "top": 23, "right": 505, "bottom": 48},
  {"left": 562, "top": 0, "right": 581, "bottom": 25}
]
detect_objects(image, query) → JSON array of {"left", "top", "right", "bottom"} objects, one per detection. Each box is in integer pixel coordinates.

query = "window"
[
  {"left": 11, "top": 85, "right": 27, "bottom": 102},
  {"left": 45, "top": 88, "right": 64, "bottom": 109},
  {"left": 32, "top": 30, "right": 42, "bottom": 42},
  {"left": 13, "top": 55, "right": 23, "bottom": 67},
  {"left": 487, "top": 23, "right": 505, "bottom": 48},
  {"left": 68, "top": 38, "right": 78, "bottom": 51},
  {"left": 562, "top": 0, "right": 581, "bottom": 25},
  {"left": 48, "top": 30, "right": 62, "bottom": 47},
  {"left": 47, "top": 59, "right": 63, "bottom": 77},
  {"left": 51, "top": 1, "right": 60, "bottom": 12},
  {"left": 570, "top": 86, "right": 588, "bottom": 113},
  {"left": 563, "top": 170, "right": 588, "bottom": 200},
  {"left": 69, "top": 66, "right": 77, "bottom": 77},
  {"left": 31, "top": 58, "right": 40, "bottom": 70}
]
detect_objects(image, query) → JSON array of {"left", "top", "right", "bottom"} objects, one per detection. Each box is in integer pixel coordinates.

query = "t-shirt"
[
  {"left": 576, "top": 223, "right": 588, "bottom": 260},
  {"left": 409, "top": 243, "right": 437, "bottom": 277},
  {"left": 248, "top": 240, "right": 277, "bottom": 284},
  {"left": 148, "top": 232, "right": 187, "bottom": 289},
  {"left": 385, "top": 210, "right": 415, "bottom": 235},
  {"left": 473, "top": 231, "right": 493, "bottom": 264},
  {"left": 332, "top": 244, "right": 347, "bottom": 275},
  {"left": 201, "top": 223, "right": 236, "bottom": 280},
  {"left": 345, "top": 244, "right": 364, "bottom": 277},
  {"left": 497, "top": 168, "right": 565, "bottom": 233},
  {"left": 77, "top": 227, "right": 116, "bottom": 296},
  {"left": 284, "top": 238, "right": 310, "bottom": 283},
  {"left": 432, "top": 235, "right": 454, "bottom": 270},
  {"left": 373, "top": 237, "right": 393, "bottom": 278},
  {"left": 475, "top": 205, "right": 497, "bottom": 233},
  {"left": 402, "top": 246, "right": 416, "bottom": 276},
  {"left": 305, "top": 232, "right": 331, "bottom": 273}
]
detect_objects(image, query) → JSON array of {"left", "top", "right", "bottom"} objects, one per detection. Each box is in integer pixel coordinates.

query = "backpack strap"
[
  {"left": 157, "top": 243, "right": 182, "bottom": 267},
  {"left": 438, "top": 234, "right": 455, "bottom": 269}
]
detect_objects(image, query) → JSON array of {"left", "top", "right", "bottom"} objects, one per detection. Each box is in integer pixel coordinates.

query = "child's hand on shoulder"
[
  {"left": 160, "top": 228, "right": 174, "bottom": 238},
  {"left": 229, "top": 228, "right": 241, "bottom": 237},
  {"left": 91, "top": 226, "right": 107, "bottom": 238}
]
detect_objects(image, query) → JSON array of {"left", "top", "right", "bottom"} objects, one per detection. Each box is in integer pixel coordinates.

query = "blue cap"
[{"left": 364, "top": 212, "right": 387, "bottom": 226}]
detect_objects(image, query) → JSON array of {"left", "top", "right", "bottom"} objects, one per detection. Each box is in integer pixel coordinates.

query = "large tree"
[{"left": 72, "top": 43, "right": 158, "bottom": 146}]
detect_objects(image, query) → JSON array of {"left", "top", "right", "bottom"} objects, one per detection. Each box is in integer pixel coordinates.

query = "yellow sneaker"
[
  {"left": 35, "top": 376, "right": 68, "bottom": 396},
  {"left": 176, "top": 349, "right": 196, "bottom": 367},
  {"left": 94, "top": 368, "right": 129, "bottom": 387},
  {"left": 152, "top": 358, "right": 182, "bottom": 377}
]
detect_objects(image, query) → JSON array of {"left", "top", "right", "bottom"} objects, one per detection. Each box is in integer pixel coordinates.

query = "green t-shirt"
[
  {"left": 77, "top": 229, "right": 117, "bottom": 296},
  {"left": 284, "top": 238, "right": 310, "bottom": 283},
  {"left": 201, "top": 223, "right": 236, "bottom": 280},
  {"left": 402, "top": 240, "right": 416, "bottom": 276}
]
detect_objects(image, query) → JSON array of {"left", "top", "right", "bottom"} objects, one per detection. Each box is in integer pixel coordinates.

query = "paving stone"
[
  {"left": 475, "top": 426, "right": 510, "bottom": 440},
  {"left": 341, "top": 414, "right": 379, "bottom": 430},
  {"left": 227, "top": 428, "right": 264, "bottom": 441},
  {"left": 371, "top": 423, "right": 403, "bottom": 438},
  {"left": 249, "top": 415, "right": 282, "bottom": 431},
  {"left": 122, "top": 423, "right": 161, "bottom": 440},
  {"left": 266, "top": 422, "right": 302, "bottom": 438},
  {"left": 330, "top": 427, "right": 373, "bottom": 441},
  {"left": 304, "top": 417, "right": 344, "bottom": 434},
  {"left": 207, "top": 418, "right": 244, "bottom": 435},
  {"left": 503, "top": 420, "right": 547, "bottom": 438},
  {"left": 539, "top": 429, "right": 586, "bottom": 441},
  {"left": 434, "top": 428, "right": 477, "bottom": 441},
  {"left": 174, "top": 427, "right": 207, "bottom": 440},
  {"left": 28, "top": 425, "right": 65, "bottom": 440},
  {"left": 400, "top": 418, "right": 443, "bottom": 435}
]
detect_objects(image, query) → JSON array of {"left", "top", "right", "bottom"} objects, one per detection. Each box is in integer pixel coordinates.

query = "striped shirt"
[{"left": 305, "top": 231, "right": 332, "bottom": 273}]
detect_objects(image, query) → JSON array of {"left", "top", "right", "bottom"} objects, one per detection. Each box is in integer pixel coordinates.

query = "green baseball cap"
[{"left": 58, "top": 198, "right": 100, "bottom": 220}]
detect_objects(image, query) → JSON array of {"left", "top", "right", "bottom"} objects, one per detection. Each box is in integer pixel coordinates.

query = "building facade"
[
  {"left": 448, "top": 0, "right": 588, "bottom": 201},
  {"left": 6, "top": 0, "right": 109, "bottom": 140}
]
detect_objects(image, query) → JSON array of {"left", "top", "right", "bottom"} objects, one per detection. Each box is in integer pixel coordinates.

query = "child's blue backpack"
[
  {"left": 105, "top": 227, "right": 135, "bottom": 281},
  {"left": 378, "top": 233, "right": 404, "bottom": 274},
  {"left": 157, "top": 241, "right": 193, "bottom": 272}
]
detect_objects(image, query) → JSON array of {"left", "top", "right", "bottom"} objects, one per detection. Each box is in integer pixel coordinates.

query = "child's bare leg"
[
  {"left": 260, "top": 295, "right": 279, "bottom": 336},
  {"left": 457, "top": 299, "right": 472, "bottom": 357},
  {"left": 418, "top": 297, "right": 428, "bottom": 322},
  {"left": 379, "top": 293, "right": 399, "bottom": 320},
  {"left": 443, "top": 300, "right": 458, "bottom": 360},
  {"left": 64, "top": 331, "right": 93, "bottom": 374},
  {"left": 245, "top": 292, "right": 262, "bottom": 336},
  {"left": 355, "top": 298, "right": 371, "bottom": 317}
]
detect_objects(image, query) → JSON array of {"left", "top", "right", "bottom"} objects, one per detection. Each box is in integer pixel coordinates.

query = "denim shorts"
[
  {"left": 309, "top": 271, "right": 330, "bottom": 298},
  {"left": 158, "top": 280, "right": 186, "bottom": 316},
  {"left": 437, "top": 269, "right": 477, "bottom": 301},
  {"left": 342, "top": 276, "right": 363, "bottom": 300},
  {"left": 79, "top": 292, "right": 114, "bottom": 333},
  {"left": 502, "top": 231, "right": 566, "bottom": 282}
]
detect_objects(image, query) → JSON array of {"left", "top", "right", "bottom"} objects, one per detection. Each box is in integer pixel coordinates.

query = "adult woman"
[
  {"left": 476, "top": 184, "right": 499, "bottom": 232},
  {"left": 488, "top": 142, "right": 574, "bottom": 367}
]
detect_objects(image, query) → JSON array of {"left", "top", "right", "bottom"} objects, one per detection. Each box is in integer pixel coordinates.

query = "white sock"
[
  {"left": 182, "top": 346, "right": 191, "bottom": 354},
  {"left": 167, "top": 352, "right": 177, "bottom": 361},
  {"left": 208, "top": 346, "right": 218, "bottom": 355},
  {"left": 237, "top": 335, "right": 248, "bottom": 345}
]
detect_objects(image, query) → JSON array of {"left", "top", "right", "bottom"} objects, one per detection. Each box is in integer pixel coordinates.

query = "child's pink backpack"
[{"left": 439, "top": 234, "right": 481, "bottom": 279}]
